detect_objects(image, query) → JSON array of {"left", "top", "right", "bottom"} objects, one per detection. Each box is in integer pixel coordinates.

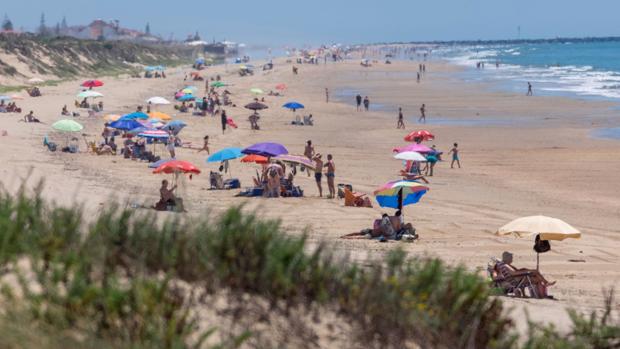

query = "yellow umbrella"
[
  {"left": 496, "top": 215, "right": 581, "bottom": 270},
  {"left": 104, "top": 114, "right": 121, "bottom": 122},
  {"left": 149, "top": 111, "right": 173, "bottom": 121},
  {"left": 496, "top": 215, "right": 581, "bottom": 241}
]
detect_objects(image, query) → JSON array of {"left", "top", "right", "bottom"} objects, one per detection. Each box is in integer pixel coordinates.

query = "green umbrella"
[
  {"left": 52, "top": 119, "right": 84, "bottom": 132},
  {"left": 250, "top": 88, "right": 264, "bottom": 95},
  {"left": 211, "top": 81, "right": 226, "bottom": 88}
]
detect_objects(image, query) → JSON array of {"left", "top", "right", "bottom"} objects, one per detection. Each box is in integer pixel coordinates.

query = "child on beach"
[
  {"left": 448, "top": 143, "right": 461, "bottom": 169},
  {"left": 397, "top": 107, "right": 405, "bottom": 129}
]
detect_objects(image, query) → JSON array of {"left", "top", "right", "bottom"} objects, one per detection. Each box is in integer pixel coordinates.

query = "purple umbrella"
[{"left": 242, "top": 142, "right": 288, "bottom": 157}]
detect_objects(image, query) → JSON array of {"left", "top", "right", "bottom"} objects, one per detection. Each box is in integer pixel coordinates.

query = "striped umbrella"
[
  {"left": 274, "top": 154, "right": 315, "bottom": 171},
  {"left": 374, "top": 180, "right": 429, "bottom": 210}
]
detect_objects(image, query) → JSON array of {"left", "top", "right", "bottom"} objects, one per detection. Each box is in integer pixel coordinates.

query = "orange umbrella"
[
  {"left": 153, "top": 160, "right": 201, "bottom": 174},
  {"left": 241, "top": 154, "right": 269, "bottom": 164},
  {"left": 148, "top": 111, "right": 173, "bottom": 121}
]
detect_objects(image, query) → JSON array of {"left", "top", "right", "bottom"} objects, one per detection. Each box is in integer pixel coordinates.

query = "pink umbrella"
[{"left": 393, "top": 143, "right": 433, "bottom": 153}]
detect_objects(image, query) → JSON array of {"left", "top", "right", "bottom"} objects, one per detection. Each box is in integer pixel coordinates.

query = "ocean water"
[{"left": 435, "top": 40, "right": 620, "bottom": 101}]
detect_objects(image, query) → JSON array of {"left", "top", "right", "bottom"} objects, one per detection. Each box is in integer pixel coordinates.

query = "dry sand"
[{"left": 0, "top": 58, "right": 618, "bottom": 332}]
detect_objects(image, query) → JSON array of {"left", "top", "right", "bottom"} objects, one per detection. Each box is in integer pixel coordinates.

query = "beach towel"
[{"left": 226, "top": 118, "right": 238, "bottom": 129}]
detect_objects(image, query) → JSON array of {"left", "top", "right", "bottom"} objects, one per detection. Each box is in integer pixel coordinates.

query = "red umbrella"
[
  {"left": 275, "top": 83, "right": 287, "bottom": 91},
  {"left": 241, "top": 154, "right": 269, "bottom": 164},
  {"left": 81, "top": 80, "right": 104, "bottom": 88},
  {"left": 404, "top": 130, "right": 434, "bottom": 142},
  {"left": 153, "top": 160, "right": 201, "bottom": 174}
]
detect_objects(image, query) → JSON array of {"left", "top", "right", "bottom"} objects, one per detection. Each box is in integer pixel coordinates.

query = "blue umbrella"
[
  {"left": 177, "top": 94, "right": 196, "bottom": 102},
  {"left": 283, "top": 102, "right": 305, "bottom": 110},
  {"left": 121, "top": 112, "right": 149, "bottom": 120},
  {"left": 161, "top": 120, "right": 187, "bottom": 135},
  {"left": 207, "top": 147, "right": 243, "bottom": 163},
  {"left": 109, "top": 119, "right": 143, "bottom": 131},
  {"left": 128, "top": 126, "right": 151, "bottom": 134},
  {"left": 195, "top": 58, "right": 205, "bottom": 64}
]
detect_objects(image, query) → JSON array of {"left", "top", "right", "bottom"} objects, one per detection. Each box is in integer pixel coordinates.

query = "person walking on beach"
[
  {"left": 304, "top": 140, "right": 315, "bottom": 177},
  {"left": 220, "top": 110, "right": 227, "bottom": 134},
  {"left": 526, "top": 82, "right": 533, "bottom": 96},
  {"left": 325, "top": 154, "right": 336, "bottom": 199},
  {"left": 416, "top": 72, "right": 420, "bottom": 83},
  {"left": 363, "top": 96, "right": 370, "bottom": 111},
  {"left": 397, "top": 107, "right": 405, "bottom": 129},
  {"left": 355, "top": 94, "right": 362, "bottom": 111},
  {"left": 448, "top": 143, "right": 461, "bottom": 169},
  {"left": 325, "top": 88, "right": 329, "bottom": 103},
  {"left": 313, "top": 153, "right": 324, "bottom": 197},
  {"left": 418, "top": 104, "right": 426, "bottom": 123}
]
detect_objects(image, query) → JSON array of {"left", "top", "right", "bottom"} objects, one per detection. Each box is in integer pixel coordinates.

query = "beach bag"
[{"left": 533, "top": 235, "right": 551, "bottom": 253}]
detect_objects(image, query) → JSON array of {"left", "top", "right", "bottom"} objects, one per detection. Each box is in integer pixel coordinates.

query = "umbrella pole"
[{"left": 536, "top": 253, "right": 540, "bottom": 271}]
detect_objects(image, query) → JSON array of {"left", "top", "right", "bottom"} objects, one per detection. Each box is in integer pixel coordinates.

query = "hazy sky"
[{"left": 2, "top": 0, "right": 619, "bottom": 46}]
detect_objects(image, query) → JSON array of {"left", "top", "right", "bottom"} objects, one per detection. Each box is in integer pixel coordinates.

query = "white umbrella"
[
  {"left": 394, "top": 151, "right": 427, "bottom": 162},
  {"left": 146, "top": 96, "right": 171, "bottom": 105},
  {"left": 496, "top": 216, "right": 581, "bottom": 241},
  {"left": 77, "top": 91, "right": 104, "bottom": 99}
]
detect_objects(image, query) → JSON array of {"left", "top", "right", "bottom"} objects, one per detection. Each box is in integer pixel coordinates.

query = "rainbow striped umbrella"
[{"left": 374, "top": 180, "right": 429, "bottom": 209}]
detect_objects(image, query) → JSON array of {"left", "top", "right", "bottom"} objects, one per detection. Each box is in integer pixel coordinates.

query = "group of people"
[
  {"left": 342, "top": 210, "right": 417, "bottom": 241},
  {"left": 355, "top": 94, "right": 370, "bottom": 111},
  {"left": 0, "top": 100, "right": 21, "bottom": 113},
  {"left": 304, "top": 140, "right": 336, "bottom": 198}
]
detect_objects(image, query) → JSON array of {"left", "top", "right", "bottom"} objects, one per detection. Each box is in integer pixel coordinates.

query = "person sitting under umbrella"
[
  {"left": 153, "top": 179, "right": 177, "bottom": 211},
  {"left": 491, "top": 251, "right": 555, "bottom": 298}
]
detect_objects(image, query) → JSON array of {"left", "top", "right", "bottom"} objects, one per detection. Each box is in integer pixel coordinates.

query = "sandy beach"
[{"left": 1, "top": 57, "right": 619, "bottom": 332}]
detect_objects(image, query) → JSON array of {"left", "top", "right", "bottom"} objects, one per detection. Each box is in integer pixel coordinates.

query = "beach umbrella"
[
  {"left": 121, "top": 112, "right": 149, "bottom": 120},
  {"left": 149, "top": 111, "right": 173, "bottom": 121},
  {"left": 283, "top": 102, "right": 304, "bottom": 110},
  {"left": 104, "top": 114, "right": 122, "bottom": 122},
  {"left": 81, "top": 80, "right": 104, "bottom": 88},
  {"left": 182, "top": 86, "right": 198, "bottom": 94},
  {"left": 109, "top": 119, "right": 143, "bottom": 131},
  {"left": 211, "top": 81, "right": 226, "bottom": 88},
  {"left": 9, "top": 94, "right": 24, "bottom": 100},
  {"left": 242, "top": 142, "right": 288, "bottom": 157},
  {"left": 393, "top": 143, "right": 433, "bottom": 154},
  {"left": 146, "top": 96, "right": 171, "bottom": 105},
  {"left": 250, "top": 88, "right": 264, "bottom": 95},
  {"left": 146, "top": 119, "right": 166, "bottom": 129},
  {"left": 274, "top": 154, "right": 316, "bottom": 171},
  {"left": 153, "top": 160, "right": 201, "bottom": 175},
  {"left": 195, "top": 57, "right": 206, "bottom": 65},
  {"left": 52, "top": 119, "right": 84, "bottom": 132},
  {"left": 241, "top": 154, "right": 269, "bottom": 164},
  {"left": 77, "top": 90, "right": 104, "bottom": 99},
  {"left": 394, "top": 151, "right": 427, "bottom": 162},
  {"left": 161, "top": 120, "right": 187, "bottom": 135},
  {"left": 404, "top": 130, "right": 435, "bottom": 142},
  {"left": 374, "top": 180, "right": 429, "bottom": 210},
  {"left": 28, "top": 77, "right": 44, "bottom": 84},
  {"left": 128, "top": 126, "right": 152, "bottom": 135},
  {"left": 139, "top": 130, "right": 170, "bottom": 139},
  {"left": 496, "top": 216, "right": 581, "bottom": 270},
  {"left": 275, "top": 83, "right": 287, "bottom": 91},
  {"left": 177, "top": 94, "right": 195, "bottom": 102},
  {"left": 244, "top": 102, "right": 268, "bottom": 111},
  {"left": 207, "top": 147, "right": 243, "bottom": 163},
  {"left": 0, "top": 96, "right": 11, "bottom": 101}
]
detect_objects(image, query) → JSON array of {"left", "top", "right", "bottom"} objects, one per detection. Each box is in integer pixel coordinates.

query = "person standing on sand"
[
  {"left": 313, "top": 153, "right": 324, "bottom": 197},
  {"left": 363, "top": 96, "right": 370, "bottom": 111},
  {"left": 527, "top": 82, "right": 533, "bottom": 96},
  {"left": 324, "top": 154, "right": 336, "bottom": 198},
  {"left": 416, "top": 72, "right": 420, "bottom": 83},
  {"left": 304, "top": 140, "right": 315, "bottom": 176},
  {"left": 418, "top": 104, "right": 426, "bottom": 123},
  {"left": 448, "top": 143, "right": 461, "bottom": 169},
  {"left": 325, "top": 88, "right": 329, "bottom": 103},
  {"left": 355, "top": 94, "right": 362, "bottom": 111},
  {"left": 167, "top": 135, "right": 176, "bottom": 158},
  {"left": 220, "top": 110, "right": 227, "bottom": 135},
  {"left": 397, "top": 107, "right": 405, "bottom": 129}
]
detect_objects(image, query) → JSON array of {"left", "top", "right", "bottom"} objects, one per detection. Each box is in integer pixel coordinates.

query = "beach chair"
[
  {"left": 344, "top": 188, "right": 368, "bottom": 207},
  {"left": 488, "top": 258, "right": 539, "bottom": 298}
]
